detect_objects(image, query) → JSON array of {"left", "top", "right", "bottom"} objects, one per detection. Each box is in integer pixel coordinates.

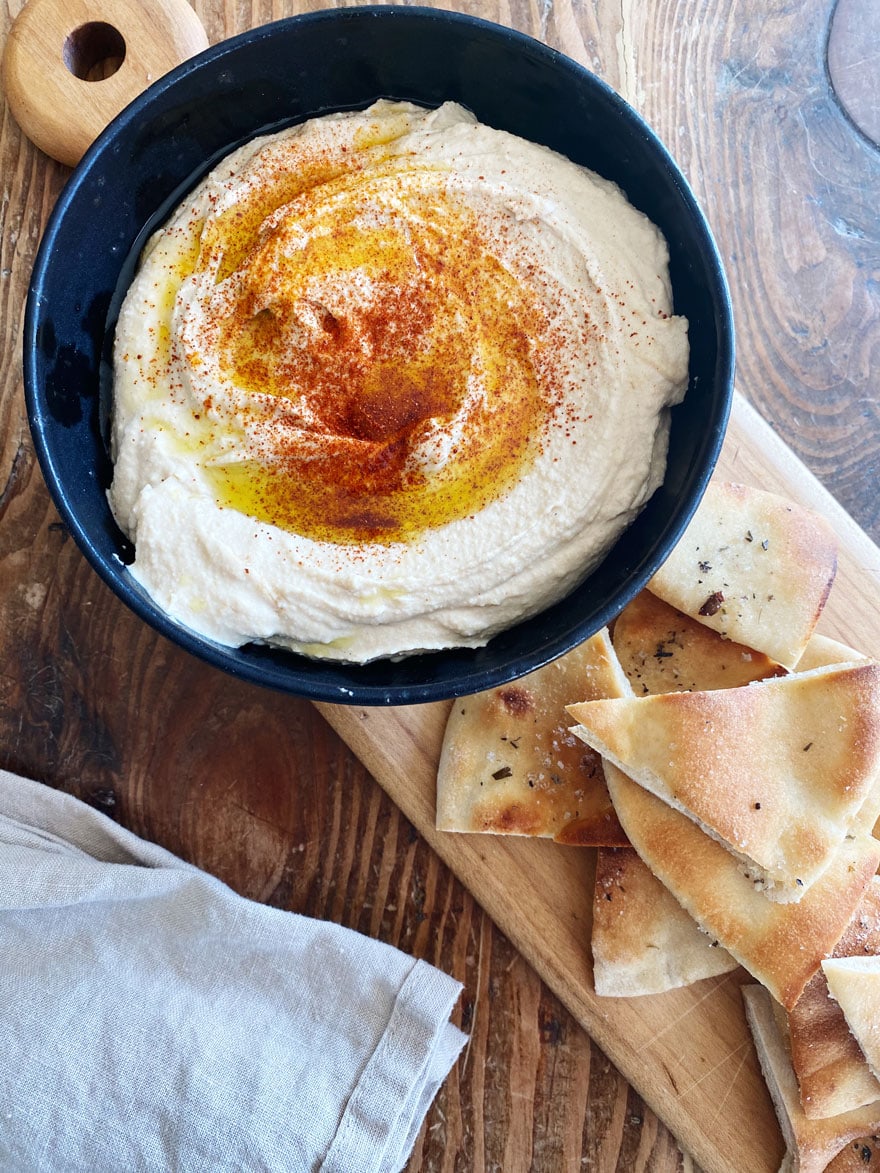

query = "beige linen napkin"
[{"left": 0, "top": 769, "right": 466, "bottom": 1172}]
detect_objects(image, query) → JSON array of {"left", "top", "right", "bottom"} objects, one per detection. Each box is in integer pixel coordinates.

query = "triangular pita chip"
[
  {"left": 796, "top": 639, "right": 880, "bottom": 852},
  {"left": 612, "top": 588, "right": 783, "bottom": 695},
  {"left": 823, "top": 957, "right": 880, "bottom": 1083},
  {"left": 568, "top": 662, "right": 880, "bottom": 900},
  {"left": 601, "top": 763, "right": 880, "bottom": 1009},
  {"left": 597, "top": 588, "right": 764, "bottom": 996},
  {"left": 743, "top": 984, "right": 880, "bottom": 1173},
  {"left": 796, "top": 634, "right": 868, "bottom": 673},
  {"left": 436, "top": 629, "right": 630, "bottom": 844},
  {"left": 788, "top": 879, "right": 880, "bottom": 1119},
  {"left": 648, "top": 481, "right": 837, "bottom": 669},
  {"left": 591, "top": 845, "right": 738, "bottom": 996}
]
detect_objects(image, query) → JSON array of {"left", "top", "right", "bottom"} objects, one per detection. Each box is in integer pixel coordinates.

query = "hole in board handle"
[{"left": 63, "top": 21, "right": 126, "bottom": 82}]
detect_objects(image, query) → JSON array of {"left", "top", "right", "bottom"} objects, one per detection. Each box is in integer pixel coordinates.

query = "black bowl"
[{"left": 24, "top": 6, "right": 733, "bottom": 705}]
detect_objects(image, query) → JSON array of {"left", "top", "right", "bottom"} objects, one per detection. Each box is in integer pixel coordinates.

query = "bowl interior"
[{"left": 25, "top": 6, "right": 733, "bottom": 704}]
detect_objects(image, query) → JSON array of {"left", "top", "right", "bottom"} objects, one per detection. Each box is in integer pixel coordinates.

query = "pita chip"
[
  {"left": 824, "top": 1140, "right": 880, "bottom": 1171},
  {"left": 436, "top": 629, "right": 630, "bottom": 844},
  {"left": 591, "top": 845, "right": 738, "bottom": 996},
  {"left": 647, "top": 481, "right": 837, "bottom": 669},
  {"left": 823, "top": 957, "right": 880, "bottom": 1083},
  {"left": 796, "top": 634, "right": 868, "bottom": 673},
  {"left": 788, "top": 880, "right": 880, "bottom": 1119},
  {"left": 601, "top": 763, "right": 880, "bottom": 1009},
  {"left": 612, "top": 588, "right": 782, "bottom": 695},
  {"left": 795, "top": 639, "right": 879, "bottom": 835},
  {"left": 568, "top": 662, "right": 880, "bottom": 900},
  {"left": 743, "top": 984, "right": 880, "bottom": 1173},
  {"left": 595, "top": 590, "right": 761, "bottom": 996}
]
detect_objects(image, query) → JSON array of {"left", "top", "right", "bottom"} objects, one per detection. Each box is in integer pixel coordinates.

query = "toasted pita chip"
[
  {"left": 795, "top": 642, "right": 880, "bottom": 842},
  {"left": 436, "top": 629, "right": 630, "bottom": 844},
  {"left": 797, "top": 650, "right": 880, "bottom": 852},
  {"left": 612, "top": 588, "right": 783, "bottom": 695},
  {"left": 597, "top": 594, "right": 755, "bottom": 997},
  {"left": 601, "top": 763, "right": 880, "bottom": 1009},
  {"left": 796, "top": 637, "right": 880, "bottom": 835},
  {"left": 647, "top": 481, "right": 837, "bottom": 669},
  {"left": 823, "top": 957, "right": 880, "bottom": 1084},
  {"left": 796, "top": 634, "right": 868, "bottom": 673},
  {"left": 591, "top": 845, "right": 738, "bottom": 996},
  {"left": 568, "top": 662, "right": 880, "bottom": 900},
  {"left": 743, "top": 984, "right": 880, "bottom": 1173},
  {"left": 824, "top": 1140, "right": 880, "bottom": 1170},
  {"left": 788, "top": 880, "right": 880, "bottom": 1119},
  {"left": 598, "top": 590, "right": 763, "bottom": 996}
]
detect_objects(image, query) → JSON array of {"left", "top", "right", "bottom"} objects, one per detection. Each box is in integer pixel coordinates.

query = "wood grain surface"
[{"left": 1, "top": 1, "right": 878, "bottom": 1170}]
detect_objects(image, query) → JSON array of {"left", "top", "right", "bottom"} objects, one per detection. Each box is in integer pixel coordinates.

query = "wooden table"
[{"left": 1, "top": 1, "right": 877, "bottom": 1169}]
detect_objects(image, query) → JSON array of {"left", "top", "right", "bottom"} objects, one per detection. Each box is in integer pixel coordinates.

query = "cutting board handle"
[{"left": 2, "top": 0, "right": 209, "bottom": 167}]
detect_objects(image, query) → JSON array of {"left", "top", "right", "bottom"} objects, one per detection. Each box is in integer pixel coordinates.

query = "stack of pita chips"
[
  {"left": 736, "top": 879, "right": 880, "bottom": 1172},
  {"left": 436, "top": 480, "right": 880, "bottom": 1171},
  {"left": 565, "top": 482, "right": 880, "bottom": 1171},
  {"left": 436, "top": 623, "right": 741, "bottom": 995},
  {"left": 782, "top": 880, "right": 880, "bottom": 1120}
]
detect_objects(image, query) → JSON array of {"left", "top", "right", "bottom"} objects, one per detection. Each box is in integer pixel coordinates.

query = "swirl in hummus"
[{"left": 109, "top": 100, "right": 689, "bottom": 662}]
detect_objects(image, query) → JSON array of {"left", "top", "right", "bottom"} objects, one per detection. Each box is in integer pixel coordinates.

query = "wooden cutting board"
[{"left": 317, "top": 392, "right": 880, "bottom": 1173}]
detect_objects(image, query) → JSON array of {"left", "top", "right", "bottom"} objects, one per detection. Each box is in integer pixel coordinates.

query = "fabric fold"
[{"left": 0, "top": 770, "right": 466, "bottom": 1172}]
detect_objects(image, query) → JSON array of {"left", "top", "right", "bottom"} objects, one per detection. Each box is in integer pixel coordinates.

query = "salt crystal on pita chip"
[{"left": 647, "top": 481, "right": 837, "bottom": 670}]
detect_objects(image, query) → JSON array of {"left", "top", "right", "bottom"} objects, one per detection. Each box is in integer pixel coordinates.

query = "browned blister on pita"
[
  {"left": 788, "top": 879, "right": 880, "bottom": 1119},
  {"left": 600, "top": 763, "right": 880, "bottom": 1010},
  {"left": 568, "top": 662, "right": 880, "bottom": 901},
  {"left": 743, "top": 984, "right": 880, "bottom": 1173},
  {"left": 612, "top": 588, "right": 783, "bottom": 695},
  {"left": 591, "top": 845, "right": 738, "bottom": 996},
  {"left": 647, "top": 481, "right": 838, "bottom": 670},
  {"left": 436, "top": 629, "right": 630, "bottom": 844}
]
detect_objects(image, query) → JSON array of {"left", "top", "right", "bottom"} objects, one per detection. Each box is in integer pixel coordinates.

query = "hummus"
[{"left": 109, "top": 100, "right": 689, "bottom": 663}]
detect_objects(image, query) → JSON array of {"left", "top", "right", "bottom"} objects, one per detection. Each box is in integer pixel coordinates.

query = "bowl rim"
[{"left": 24, "top": 5, "right": 735, "bottom": 705}]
